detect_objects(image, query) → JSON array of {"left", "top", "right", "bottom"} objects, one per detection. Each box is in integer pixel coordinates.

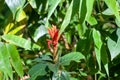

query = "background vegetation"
[{"left": 0, "top": 0, "right": 120, "bottom": 80}]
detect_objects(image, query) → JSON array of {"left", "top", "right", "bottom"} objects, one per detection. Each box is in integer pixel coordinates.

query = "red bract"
[{"left": 47, "top": 25, "right": 59, "bottom": 49}]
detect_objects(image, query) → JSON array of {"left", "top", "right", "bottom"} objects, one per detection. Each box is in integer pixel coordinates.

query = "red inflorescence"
[{"left": 47, "top": 25, "right": 59, "bottom": 49}]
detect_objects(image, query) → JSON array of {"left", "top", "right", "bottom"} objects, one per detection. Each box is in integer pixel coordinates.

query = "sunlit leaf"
[
  {"left": 86, "top": 0, "right": 94, "bottom": 20},
  {"left": 104, "top": 0, "right": 120, "bottom": 22},
  {"left": 4, "top": 23, "right": 14, "bottom": 34},
  {"left": 46, "top": 0, "right": 61, "bottom": 27},
  {"left": 0, "top": 42, "right": 13, "bottom": 80},
  {"left": 33, "top": 25, "right": 47, "bottom": 42},
  {"left": 15, "top": 9, "right": 26, "bottom": 22},
  {"left": 8, "top": 25, "right": 25, "bottom": 35},
  {"left": 5, "top": 0, "right": 25, "bottom": 18},
  {"left": 93, "top": 28, "right": 102, "bottom": 69},
  {"left": 2, "top": 34, "right": 40, "bottom": 50},
  {"left": 107, "top": 28, "right": 120, "bottom": 60},
  {"left": 59, "top": 0, "right": 73, "bottom": 36},
  {"left": 6, "top": 44, "right": 23, "bottom": 77}
]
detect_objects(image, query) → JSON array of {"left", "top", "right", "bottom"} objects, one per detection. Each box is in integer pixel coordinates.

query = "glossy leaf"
[
  {"left": 5, "top": 0, "right": 25, "bottom": 18},
  {"left": 59, "top": 0, "right": 73, "bottom": 36},
  {"left": 15, "top": 9, "right": 26, "bottom": 22},
  {"left": 104, "top": 0, "right": 120, "bottom": 22},
  {"left": 60, "top": 52, "right": 85, "bottom": 66},
  {"left": 86, "top": 0, "right": 94, "bottom": 20},
  {"left": 0, "top": 42, "right": 13, "bottom": 80},
  {"left": 93, "top": 28, "right": 102, "bottom": 69},
  {"left": 8, "top": 25, "right": 25, "bottom": 35},
  {"left": 6, "top": 44, "right": 24, "bottom": 77},
  {"left": 28, "top": 63, "right": 47, "bottom": 80},
  {"left": 33, "top": 25, "right": 47, "bottom": 42},
  {"left": 2, "top": 34, "right": 40, "bottom": 50},
  {"left": 87, "top": 16, "right": 97, "bottom": 25},
  {"left": 107, "top": 28, "right": 120, "bottom": 60},
  {"left": 4, "top": 23, "right": 14, "bottom": 34}
]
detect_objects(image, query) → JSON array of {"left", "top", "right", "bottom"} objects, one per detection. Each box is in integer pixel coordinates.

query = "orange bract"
[{"left": 47, "top": 25, "right": 59, "bottom": 49}]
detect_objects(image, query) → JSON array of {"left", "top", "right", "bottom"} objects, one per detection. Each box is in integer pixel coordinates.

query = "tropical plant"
[{"left": 0, "top": 0, "right": 120, "bottom": 80}]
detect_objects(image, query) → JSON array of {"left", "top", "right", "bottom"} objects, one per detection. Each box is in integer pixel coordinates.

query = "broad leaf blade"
[
  {"left": 33, "top": 25, "right": 47, "bottom": 42},
  {"left": 2, "top": 34, "right": 40, "bottom": 50},
  {"left": 6, "top": 44, "right": 23, "bottom": 77},
  {"left": 107, "top": 28, "right": 120, "bottom": 60},
  {"left": 60, "top": 52, "right": 85, "bottom": 66},
  {"left": 0, "top": 42, "right": 13, "bottom": 80},
  {"left": 5, "top": 0, "right": 25, "bottom": 18},
  {"left": 104, "top": 0, "right": 120, "bottom": 22},
  {"left": 28, "top": 63, "right": 47, "bottom": 80}
]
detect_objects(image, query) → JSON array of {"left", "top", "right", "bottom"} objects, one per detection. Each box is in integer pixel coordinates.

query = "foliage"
[{"left": 0, "top": 0, "right": 120, "bottom": 80}]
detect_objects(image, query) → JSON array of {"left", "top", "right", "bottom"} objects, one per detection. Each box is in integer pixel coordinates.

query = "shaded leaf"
[
  {"left": 101, "top": 45, "right": 109, "bottom": 76},
  {"left": 60, "top": 52, "right": 85, "bottom": 66},
  {"left": 28, "top": 63, "right": 47, "bottom": 80}
]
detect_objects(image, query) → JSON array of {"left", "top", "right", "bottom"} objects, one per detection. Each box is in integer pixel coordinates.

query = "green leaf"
[
  {"left": 46, "top": 0, "right": 61, "bottom": 27},
  {"left": 104, "top": 0, "right": 120, "bottom": 22},
  {"left": 0, "top": 42, "right": 13, "bottom": 80},
  {"left": 60, "top": 52, "right": 85, "bottom": 66},
  {"left": 86, "top": 0, "right": 94, "bottom": 20},
  {"left": 52, "top": 71, "right": 70, "bottom": 80},
  {"left": 2, "top": 34, "right": 40, "bottom": 50},
  {"left": 79, "top": 0, "right": 87, "bottom": 23},
  {"left": 101, "top": 45, "right": 109, "bottom": 76},
  {"left": 33, "top": 25, "right": 47, "bottom": 42},
  {"left": 93, "top": 28, "right": 102, "bottom": 69},
  {"left": 6, "top": 44, "right": 23, "bottom": 77},
  {"left": 107, "top": 28, "right": 120, "bottom": 60},
  {"left": 87, "top": 16, "right": 97, "bottom": 25},
  {"left": 0, "top": 0, "right": 4, "bottom": 12},
  {"left": 28, "top": 0, "right": 48, "bottom": 14},
  {"left": 5, "top": 0, "right": 25, "bottom": 18},
  {"left": 59, "top": 0, "right": 73, "bottom": 36},
  {"left": 102, "top": 8, "right": 114, "bottom": 15},
  {"left": 28, "top": 63, "right": 47, "bottom": 80}
]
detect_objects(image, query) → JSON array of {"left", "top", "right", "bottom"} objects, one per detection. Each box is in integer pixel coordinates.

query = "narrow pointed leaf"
[
  {"left": 6, "top": 44, "right": 23, "bottom": 77},
  {"left": 93, "top": 28, "right": 102, "bottom": 69},
  {"left": 59, "top": 0, "right": 73, "bottom": 35}
]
